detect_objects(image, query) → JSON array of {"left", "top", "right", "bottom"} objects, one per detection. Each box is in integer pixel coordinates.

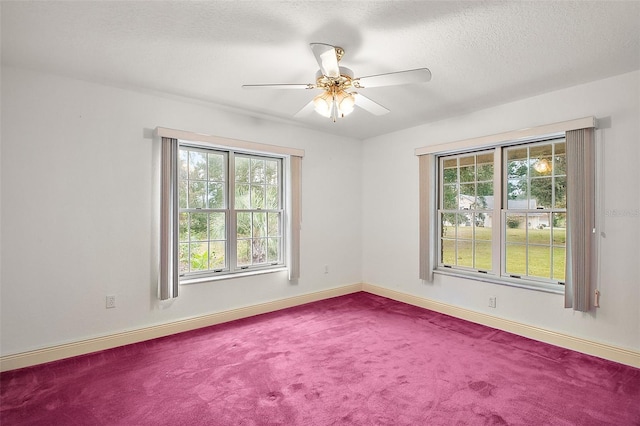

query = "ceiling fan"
[{"left": 242, "top": 43, "right": 432, "bottom": 122}]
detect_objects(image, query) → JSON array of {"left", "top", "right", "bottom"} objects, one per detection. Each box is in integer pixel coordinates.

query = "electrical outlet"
[
  {"left": 324, "top": 265, "right": 329, "bottom": 274},
  {"left": 106, "top": 295, "right": 116, "bottom": 309},
  {"left": 489, "top": 297, "right": 497, "bottom": 308}
]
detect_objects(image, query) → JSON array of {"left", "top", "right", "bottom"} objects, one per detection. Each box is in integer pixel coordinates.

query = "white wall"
[
  {"left": 0, "top": 67, "right": 363, "bottom": 356},
  {"left": 362, "top": 70, "right": 640, "bottom": 352},
  {"left": 2, "top": 66, "right": 639, "bottom": 359}
]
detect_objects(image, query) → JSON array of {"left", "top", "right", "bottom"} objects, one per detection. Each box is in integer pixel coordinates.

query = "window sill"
[
  {"left": 433, "top": 268, "right": 564, "bottom": 295},
  {"left": 180, "top": 266, "right": 288, "bottom": 286}
]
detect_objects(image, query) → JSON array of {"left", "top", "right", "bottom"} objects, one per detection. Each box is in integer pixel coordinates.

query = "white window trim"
[
  {"left": 415, "top": 117, "right": 595, "bottom": 156},
  {"left": 156, "top": 127, "right": 304, "bottom": 158}
]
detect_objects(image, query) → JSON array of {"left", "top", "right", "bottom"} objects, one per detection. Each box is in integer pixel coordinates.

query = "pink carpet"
[{"left": 1, "top": 292, "right": 639, "bottom": 425}]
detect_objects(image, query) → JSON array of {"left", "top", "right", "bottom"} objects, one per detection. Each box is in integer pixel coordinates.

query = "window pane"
[
  {"left": 251, "top": 185, "right": 265, "bottom": 209},
  {"left": 440, "top": 213, "right": 456, "bottom": 265},
  {"left": 265, "top": 160, "right": 279, "bottom": 185},
  {"left": 505, "top": 213, "right": 526, "bottom": 241},
  {"left": 475, "top": 240, "right": 492, "bottom": 271},
  {"left": 530, "top": 177, "right": 552, "bottom": 209},
  {"left": 235, "top": 157, "right": 250, "bottom": 183},
  {"left": 179, "top": 150, "right": 188, "bottom": 180},
  {"left": 209, "top": 212, "right": 226, "bottom": 240},
  {"left": 189, "top": 242, "right": 208, "bottom": 271},
  {"left": 209, "top": 241, "right": 225, "bottom": 269},
  {"left": 266, "top": 186, "right": 279, "bottom": 209},
  {"left": 530, "top": 144, "right": 553, "bottom": 177},
  {"left": 477, "top": 153, "right": 493, "bottom": 181},
  {"left": 179, "top": 243, "right": 189, "bottom": 274},
  {"left": 477, "top": 182, "right": 493, "bottom": 198},
  {"left": 252, "top": 238, "right": 267, "bottom": 264},
  {"left": 475, "top": 218, "right": 491, "bottom": 240},
  {"left": 237, "top": 239, "right": 250, "bottom": 266},
  {"left": 208, "top": 182, "right": 225, "bottom": 208},
  {"left": 460, "top": 160, "right": 475, "bottom": 183},
  {"left": 507, "top": 147, "right": 528, "bottom": 179},
  {"left": 235, "top": 184, "right": 250, "bottom": 209},
  {"left": 208, "top": 153, "right": 224, "bottom": 182},
  {"left": 178, "top": 179, "right": 187, "bottom": 209},
  {"left": 553, "top": 247, "right": 566, "bottom": 282},
  {"left": 460, "top": 183, "right": 475, "bottom": 209},
  {"left": 190, "top": 212, "right": 208, "bottom": 241},
  {"left": 237, "top": 212, "right": 251, "bottom": 238},
  {"left": 529, "top": 214, "right": 550, "bottom": 243},
  {"left": 253, "top": 212, "right": 266, "bottom": 238},
  {"left": 507, "top": 179, "right": 527, "bottom": 208},
  {"left": 554, "top": 176, "right": 566, "bottom": 208},
  {"left": 267, "top": 212, "right": 280, "bottom": 237},
  {"left": 179, "top": 212, "right": 189, "bottom": 242},
  {"left": 188, "top": 181, "right": 206, "bottom": 208},
  {"left": 443, "top": 158, "right": 457, "bottom": 183},
  {"left": 443, "top": 184, "right": 458, "bottom": 209},
  {"left": 457, "top": 239, "right": 473, "bottom": 268},
  {"left": 189, "top": 151, "right": 207, "bottom": 180},
  {"left": 251, "top": 159, "right": 265, "bottom": 183},
  {"left": 554, "top": 154, "right": 566, "bottom": 175},
  {"left": 267, "top": 238, "right": 280, "bottom": 262},
  {"left": 528, "top": 245, "right": 551, "bottom": 279},
  {"left": 552, "top": 213, "right": 566, "bottom": 246},
  {"left": 441, "top": 238, "right": 455, "bottom": 265},
  {"left": 505, "top": 243, "right": 526, "bottom": 276},
  {"left": 456, "top": 213, "right": 473, "bottom": 268}
]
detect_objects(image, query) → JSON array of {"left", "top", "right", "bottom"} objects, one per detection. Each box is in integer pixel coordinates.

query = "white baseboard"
[
  {"left": 3, "top": 282, "right": 638, "bottom": 372},
  {"left": 0, "top": 283, "right": 362, "bottom": 372},
  {"left": 362, "top": 283, "right": 640, "bottom": 368}
]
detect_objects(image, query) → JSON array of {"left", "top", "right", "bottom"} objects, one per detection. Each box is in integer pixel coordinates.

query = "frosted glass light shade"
[
  {"left": 313, "top": 92, "right": 333, "bottom": 118},
  {"left": 336, "top": 91, "right": 355, "bottom": 116}
]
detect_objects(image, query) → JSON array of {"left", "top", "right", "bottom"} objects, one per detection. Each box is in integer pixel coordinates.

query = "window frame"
[
  {"left": 177, "top": 141, "right": 287, "bottom": 283},
  {"left": 435, "top": 135, "right": 568, "bottom": 293}
]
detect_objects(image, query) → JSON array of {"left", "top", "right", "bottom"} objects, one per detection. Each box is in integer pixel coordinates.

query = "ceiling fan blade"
[
  {"left": 294, "top": 100, "right": 316, "bottom": 118},
  {"left": 355, "top": 68, "right": 432, "bottom": 88},
  {"left": 242, "top": 83, "right": 315, "bottom": 90},
  {"left": 310, "top": 43, "right": 340, "bottom": 78},
  {"left": 354, "top": 93, "right": 390, "bottom": 116}
]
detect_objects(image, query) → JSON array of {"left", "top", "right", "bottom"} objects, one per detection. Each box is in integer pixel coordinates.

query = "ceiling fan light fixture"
[
  {"left": 313, "top": 91, "right": 333, "bottom": 118},
  {"left": 336, "top": 90, "right": 355, "bottom": 116}
]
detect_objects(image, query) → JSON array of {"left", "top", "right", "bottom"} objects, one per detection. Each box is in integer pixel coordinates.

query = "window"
[
  {"left": 437, "top": 137, "right": 566, "bottom": 289},
  {"left": 178, "top": 144, "right": 284, "bottom": 279},
  {"left": 158, "top": 128, "right": 303, "bottom": 300}
]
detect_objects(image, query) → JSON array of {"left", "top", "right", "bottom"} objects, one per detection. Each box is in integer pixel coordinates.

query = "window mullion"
[
  {"left": 492, "top": 148, "right": 502, "bottom": 276},
  {"left": 228, "top": 151, "right": 238, "bottom": 272}
]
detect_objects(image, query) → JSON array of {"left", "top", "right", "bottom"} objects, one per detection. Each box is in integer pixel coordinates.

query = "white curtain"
[
  {"left": 564, "top": 128, "right": 596, "bottom": 311},
  {"left": 288, "top": 155, "right": 302, "bottom": 281},
  {"left": 159, "top": 137, "right": 179, "bottom": 300},
  {"left": 418, "top": 154, "right": 436, "bottom": 282}
]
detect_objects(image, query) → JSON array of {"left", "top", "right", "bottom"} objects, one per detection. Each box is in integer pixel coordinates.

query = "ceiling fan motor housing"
[{"left": 315, "top": 66, "right": 354, "bottom": 90}]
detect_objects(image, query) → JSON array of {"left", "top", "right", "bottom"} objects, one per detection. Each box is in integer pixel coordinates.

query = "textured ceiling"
[{"left": 2, "top": 1, "right": 639, "bottom": 140}]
